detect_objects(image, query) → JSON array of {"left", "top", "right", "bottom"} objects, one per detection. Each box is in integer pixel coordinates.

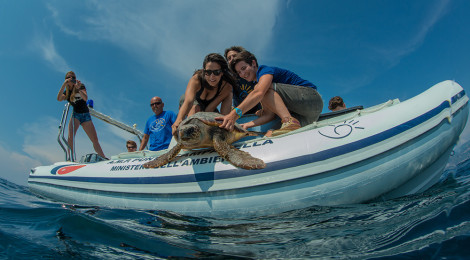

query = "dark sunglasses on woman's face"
[
  {"left": 204, "top": 69, "right": 222, "bottom": 76},
  {"left": 150, "top": 101, "right": 162, "bottom": 107},
  {"left": 127, "top": 146, "right": 136, "bottom": 149}
]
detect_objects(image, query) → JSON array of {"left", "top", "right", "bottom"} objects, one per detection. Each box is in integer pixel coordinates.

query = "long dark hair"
[{"left": 194, "top": 53, "right": 238, "bottom": 90}]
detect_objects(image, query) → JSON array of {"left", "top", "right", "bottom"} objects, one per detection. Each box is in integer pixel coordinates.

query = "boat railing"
[
  {"left": 318, "top": 105, "right": 364, "bottom": 121},
  {"left": 259, "top": 98, "right": 400, "bottom": 139},
  {"left": 58, "top": 102, "right": 145, "bottom": 162},
  {"left": 57, "top": 103, "right": 75, "bottom": 162},
  {"left": 89, "top": 107, "right": 144, "bottom": 141},
  {"left": 110, "top": 98, "right": 402, "bottom": 160},
  {"left": 312, "top": 99, "right": 399, "bottom": 128}
]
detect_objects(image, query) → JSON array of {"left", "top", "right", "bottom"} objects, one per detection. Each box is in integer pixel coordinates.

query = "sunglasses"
[
  {"left": 204, "top": 69, "right": 222, "bottom": 76},
  {"left": 150, "top": 101, "right": 162, "bottom": 107},
  {"left": 127, "top": 146, "right": 136, "bottom": 149}
]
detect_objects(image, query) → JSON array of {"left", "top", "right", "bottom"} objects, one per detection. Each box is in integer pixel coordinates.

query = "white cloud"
[
  {"left": 20, "top": 114, "right": 139, "bottom": 163},
  {"left": 31, "top": 31, "right": 70, "bottom": 73},
  {"left": 35, "top": 0, "right": 281, "bottom": 121},
  {"left": 0, "top": 144, "right": 41, "bottom": 186},
  {"left": 0, "top": 114, "right": 138, "bottom": 186},
  {"left": 47, "top": 0, "right": 280, "bottom": 78},
  {"left": 22, "top": 116, "right": 69, "bottom": 163}
]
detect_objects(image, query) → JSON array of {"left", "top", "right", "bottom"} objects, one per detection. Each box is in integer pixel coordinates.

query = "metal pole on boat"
[
  {"left": 71, "top": 112, "right": 76, "bottom": 162},
  {"left": 89, "top": 107, "right": 144, "bottom": 141},
  {"left": 57, "top": 103, "right": 75, "bottom": 162}
]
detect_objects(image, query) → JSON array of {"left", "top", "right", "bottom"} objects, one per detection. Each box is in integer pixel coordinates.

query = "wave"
[{"left": 1, "top": 157, "right": 470, "bottom": 259}]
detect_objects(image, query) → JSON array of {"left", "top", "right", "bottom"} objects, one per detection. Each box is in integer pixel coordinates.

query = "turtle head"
[{"left": 178, "top": 124, "right": 202, "bottom": 146}]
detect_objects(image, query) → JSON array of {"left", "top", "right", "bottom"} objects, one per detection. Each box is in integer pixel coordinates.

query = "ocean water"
[{"left": 2, "top": 154, "right": 470, "bottom": 259}]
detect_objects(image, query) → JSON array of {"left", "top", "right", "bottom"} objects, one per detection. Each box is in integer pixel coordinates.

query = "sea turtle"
[{"left": 142, "top": 112, "right": 266, "bottom": 170}]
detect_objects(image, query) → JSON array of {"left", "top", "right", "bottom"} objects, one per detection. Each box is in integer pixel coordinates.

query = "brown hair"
[
  {"left": 126, "top": 140, "right": 137, "bottom": 148},
  {"left": 224, "top": 46, "right": 246, "bottom": 60},
  {"left": 229, "top": 51, "right": 258, "bottom": 73},
  {"left": 194, "top": 53, "right": 238, "bottom": 91},
  {"left": 328, "top": 96, "right": 345, "bottom": 111}
]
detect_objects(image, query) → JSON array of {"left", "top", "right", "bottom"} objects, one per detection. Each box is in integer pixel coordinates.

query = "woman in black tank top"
[
  {"left": 173, "top": 53, "right": 237, "bottom": 134},
  {"left": 57, "top": 71, "right": 106, "bottom": 159}
]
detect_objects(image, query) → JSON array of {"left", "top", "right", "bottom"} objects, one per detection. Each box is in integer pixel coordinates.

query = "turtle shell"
[
  {"left": 143, "top": 111, "right": 265, "bottom": 170},
  {"left": 176, "top": 112, "right": 251, "bottom": 149}
]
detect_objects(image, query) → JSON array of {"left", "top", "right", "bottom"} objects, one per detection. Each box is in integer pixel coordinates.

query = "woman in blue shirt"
[{"left": 217, "top": 51, "right": 323, "bottom": 136}]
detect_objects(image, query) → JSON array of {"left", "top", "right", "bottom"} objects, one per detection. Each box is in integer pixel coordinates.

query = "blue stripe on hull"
[
  {"left": 29, "top": 105, "right": 466, "bottom": 198},
  {"left": 29, "top": 91, "right": 467, "bottom": 186}
]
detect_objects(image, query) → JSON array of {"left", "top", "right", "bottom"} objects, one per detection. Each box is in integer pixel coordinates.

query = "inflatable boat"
[{"left": 28, "top": 80, "right": 469, "bottom": 217}]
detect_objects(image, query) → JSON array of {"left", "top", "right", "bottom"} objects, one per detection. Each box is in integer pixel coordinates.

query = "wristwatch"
[{"left": 234, "top": 107, "right": 243, "bottom": 118}]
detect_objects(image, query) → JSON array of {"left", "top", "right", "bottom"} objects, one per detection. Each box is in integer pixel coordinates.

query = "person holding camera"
[{"left": 57, "top": 71, "right": 106, "bottom": 159}]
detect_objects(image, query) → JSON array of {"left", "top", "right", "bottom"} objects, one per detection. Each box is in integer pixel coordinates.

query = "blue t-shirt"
[
  {"left": 257, "top": 65, "right": 317, "bottom": 89},
  {"left": 144, "top": 111, "right": 177, "bottom": 151}
]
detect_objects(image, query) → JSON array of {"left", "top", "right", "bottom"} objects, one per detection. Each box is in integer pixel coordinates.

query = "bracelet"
[{"left": 234, "top": 107, "right": 243, "bottom": 118}]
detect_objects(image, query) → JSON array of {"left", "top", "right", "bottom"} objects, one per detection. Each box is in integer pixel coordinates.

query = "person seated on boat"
[
  {"left": 57, "top": 71, "right": 107, "bottom": 159},
  {"left": 139, "top": 96, "right": 177, "bottom": 151},
  {"left": 224, "top": 46, "right": 263, "bottom": 116},
  {"left": 328, "top": 96, "right": 347, "bottom": 111},
  {"left": 217, "top": 51, "right": 323, "bottom": 136},
  {"left": 126, "top": 140, "right": 137, "bottom": 152},
  {"left": 174, "top": 53, "right": 237, "bottom": 135}
]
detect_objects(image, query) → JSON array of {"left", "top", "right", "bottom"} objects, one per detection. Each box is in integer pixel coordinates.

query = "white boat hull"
[{"left": 28, "top": 80, "right": 469, "bottom": 216}]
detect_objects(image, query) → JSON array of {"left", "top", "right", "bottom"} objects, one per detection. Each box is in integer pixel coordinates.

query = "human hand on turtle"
[
  {"left": 240, "top": 121, "right": 255, "bottom": 130},
  {"left": 172, "top": 121, "right": 180, "bottom": 136},
  {"left": 216, "top": 111, "right": 238, "bottom": 131}
]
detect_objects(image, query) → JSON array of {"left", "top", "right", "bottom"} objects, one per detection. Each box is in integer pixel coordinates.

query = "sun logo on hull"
[{"left": 319, "top": 120, "right": 364, "bottom": 139}]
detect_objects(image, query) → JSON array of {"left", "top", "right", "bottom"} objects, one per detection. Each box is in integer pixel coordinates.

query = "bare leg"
[
  {"left": 81, "top": 121, "right": 106, "bottom": 158},
  {"left": 261, "top": 87, "right": 300, "bottom": 136},
  {"left": 67, "top": 117, "right": 81, "bottom": 159},
  {"left": 244, "top": 108, "right": 276, "bottom": 128},
  {"left": 261, "top": 87, "right": 292, "bottom": 123}
]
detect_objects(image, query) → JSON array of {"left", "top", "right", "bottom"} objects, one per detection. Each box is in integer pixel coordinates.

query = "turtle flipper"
[
  {"left": 143, "top": 144, "right": 183, "bottom": 168},
  {"left": 213, "top": 136, "right": 266, "bottom": 170}
]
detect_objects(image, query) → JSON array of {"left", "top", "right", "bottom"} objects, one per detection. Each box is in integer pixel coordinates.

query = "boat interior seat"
[
  {"left": 318, "top": 106, "right": 364, "bottom": 121},
  {"left": 80, "top": 153, "right": 108, "bottom": 163}
]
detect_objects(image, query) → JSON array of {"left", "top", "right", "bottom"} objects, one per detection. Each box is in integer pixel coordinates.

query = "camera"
[{"left": 71, "top": 78, "right": 77, "bottom": 84}]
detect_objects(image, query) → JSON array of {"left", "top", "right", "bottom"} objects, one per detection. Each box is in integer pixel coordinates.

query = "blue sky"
[{"left": 1, "top": 0, "right": 470, "bottom": 185}]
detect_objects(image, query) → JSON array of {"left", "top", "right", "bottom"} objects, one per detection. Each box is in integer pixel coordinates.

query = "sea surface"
[{"left": 1, "top": 150, "right": 470, "bottom": 259}]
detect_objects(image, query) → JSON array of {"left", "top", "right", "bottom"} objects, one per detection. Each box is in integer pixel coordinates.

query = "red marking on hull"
[{"left": 57, "top": 165, "right": 86, "bottom": 175}]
